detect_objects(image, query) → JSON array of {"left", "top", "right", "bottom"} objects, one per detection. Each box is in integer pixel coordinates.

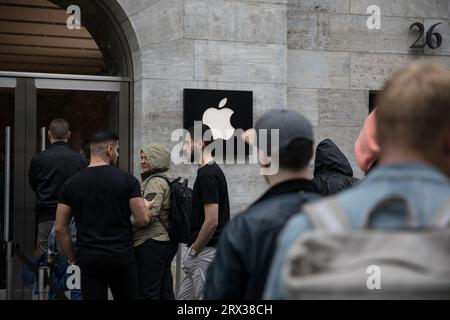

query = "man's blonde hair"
[{"left": 376, "top": 63, "right": 450, "bottom": 152}]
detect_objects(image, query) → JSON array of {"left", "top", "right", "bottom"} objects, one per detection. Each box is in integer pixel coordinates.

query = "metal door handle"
[
  {"left": 41, "top": 127, "right": 46, "bottom": 152},
  {"left": 4, "top": 126, "right": 13, "bottom": 300}
]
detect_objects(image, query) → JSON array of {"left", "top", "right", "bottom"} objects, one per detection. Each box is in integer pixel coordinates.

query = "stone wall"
[
  {"left": 287, "top": 0, "right": 450, "bottom": 178},
  {"left": 115, "top": 0, "right": 288, "bottom": 215},
  {"left": 113, "top": 0, "right": 450, "bottom": 215}
]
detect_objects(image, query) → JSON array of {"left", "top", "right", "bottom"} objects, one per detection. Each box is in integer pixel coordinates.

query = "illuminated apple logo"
[{"left": 202, "top": 98, "right": 235, "bottom": 140}]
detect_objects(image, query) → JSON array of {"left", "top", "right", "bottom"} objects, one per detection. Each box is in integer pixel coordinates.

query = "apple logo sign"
[
  {"left": 202, "top": 98, "right": 235, "bottom": 140},
  {"left": 184, "top": 88, "right": 253, "bottom": 157}
]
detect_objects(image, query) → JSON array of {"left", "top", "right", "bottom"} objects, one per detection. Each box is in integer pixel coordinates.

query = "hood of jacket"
[
  {"left": 314, "top": 139, "right": 354, "bottom": 177},
  {"left": 141, "top": 143, "right": 170, "bottom": 176}
]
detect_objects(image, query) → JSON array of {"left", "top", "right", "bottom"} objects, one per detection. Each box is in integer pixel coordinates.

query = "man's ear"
[
  {"left": 106, "top": 144, "right": 113, "bottom": 156},
  {"left": 48, "top": 131, "right": 52, "bottom": 141},
  {"left": 196, "top": 140, "right": 204, "bottom": 150},
  {"left": 241, "top": 128, "right": 256, "bottom": 146},
  {"left": 258, "top": 149, "right": 271, "bottom": 168},
  {"left": 67, "top": 131, "right": 71, "bottom": 141}
]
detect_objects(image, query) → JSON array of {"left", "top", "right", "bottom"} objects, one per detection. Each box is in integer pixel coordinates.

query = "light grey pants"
[
  {"left": 38, "top": 220, "right": 55, "bottom": 255},
  {"left": 177, "top": 247, "right": 216, "bottom": 300}
]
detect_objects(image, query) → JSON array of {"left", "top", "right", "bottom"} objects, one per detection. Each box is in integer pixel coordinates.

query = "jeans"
[
  {"left": 77, "top": 255, "right": 137, "bottom": 300},
  {"left": 134, "top": 239, "right": 178, "bottom": 300},
  {"left": 178, "top": 247, "right": 216, "bottom": 300},
  {"left": 38, "top": 220, "right": 55, "bottom": 254}
]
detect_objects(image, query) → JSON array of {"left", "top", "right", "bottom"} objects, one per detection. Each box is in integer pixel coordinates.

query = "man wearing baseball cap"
[{"left": 204, "top": 109, "right": 321, "bottom": 300}]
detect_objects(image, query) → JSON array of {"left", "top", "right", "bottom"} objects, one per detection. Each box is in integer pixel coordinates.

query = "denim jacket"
[{"left": 263, "top": 162, "right": 450, "bottom": 299}]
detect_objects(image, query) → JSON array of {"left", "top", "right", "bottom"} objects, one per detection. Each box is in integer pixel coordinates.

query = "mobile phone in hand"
[{"left": 145, "top": 193, "right": 157, "bottom": 201}]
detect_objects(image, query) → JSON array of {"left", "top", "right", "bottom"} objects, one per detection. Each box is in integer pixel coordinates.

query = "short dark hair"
[
  {"left": 278, "top": 137, "right": 314, "bottom": 171},
  {"left": 89, "top": 130, "right": 118, "bottom": 155},
  {"left": 90, "top": 130, "right": 118, "bottom": 145},
  {"left": 188, "top": 123, "right": 214, "bottom": 147},
  {"left": 49, "top": 118, "right": 70, "bottom": 140}
]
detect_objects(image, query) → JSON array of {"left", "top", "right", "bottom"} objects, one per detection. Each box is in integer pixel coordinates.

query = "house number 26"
[{"left": 409, "top": 22, "right": 443, "bottom": 49}]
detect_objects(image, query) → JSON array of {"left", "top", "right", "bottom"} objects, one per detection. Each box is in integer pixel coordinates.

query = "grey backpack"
[{"left": 283, "top": 195, "right": 450, "bottom": 300}]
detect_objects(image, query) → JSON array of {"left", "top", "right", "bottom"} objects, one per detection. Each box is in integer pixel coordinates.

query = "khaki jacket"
[{"left": 133, "top": 144, "right": 171, "bottom": 246}]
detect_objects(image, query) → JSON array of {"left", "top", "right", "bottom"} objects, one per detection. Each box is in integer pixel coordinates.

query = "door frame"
[{"left": 0, "top": 71, "right": 131, "bottom": 299}]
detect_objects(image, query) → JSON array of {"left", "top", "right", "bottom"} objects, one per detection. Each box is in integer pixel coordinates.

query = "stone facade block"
[
  {"left": 194, "top": 40, "right": 287, "bottom": 83},
  {"left": 287, "top": 88, "right": 319, "bottom": 126},
  {"left": 129, "top": 0, "right": 184, "bottom": 48},
  {"left": 350, "top": 0, "right": 450, "bottom": 19},
  {"left": 185, "top": 0, "right": 287, "bottom": 44},
  {"left": 288, "top": 11, "right": 318, "bottom": 50},
  {"left": 141, "top": 40, "right": 195, "bottom": 80},
  {"left": 318, "top": 89, "right": 368, "bottom": 127},
  {"left": 289, "top": 0, "right": 350, "bottom": 14},
  {"left": 288, "top": 50, "right": 350, "bottom": 88}
]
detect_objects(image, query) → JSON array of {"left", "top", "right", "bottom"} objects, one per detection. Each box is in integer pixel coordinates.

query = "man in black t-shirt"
[
  {"left": 178, "top": 124, "right": 230, "bottom": 300},
  {"left": 55, "top": 131, "right": 153, "bottom": 300}
]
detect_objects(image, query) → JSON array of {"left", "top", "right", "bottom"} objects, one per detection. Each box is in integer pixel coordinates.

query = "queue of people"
[
  {"left": 30, "top": 122, "right": 231, "bottom": 300},
  {"left": 26, "top": 62, "right": 450, "bottom": 300}
]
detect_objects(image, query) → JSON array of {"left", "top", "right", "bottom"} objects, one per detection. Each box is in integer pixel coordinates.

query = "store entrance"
[{"left": 0, "top": 74, "right": 130, "bottom": 299}]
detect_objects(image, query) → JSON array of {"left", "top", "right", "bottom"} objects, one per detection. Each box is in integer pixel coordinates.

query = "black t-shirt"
[
  {"left": 190, "top": 161, "right": 230, "bottom": 247},
  {"left": 58, "top": 165, "right": 141, "bottom": 259}
]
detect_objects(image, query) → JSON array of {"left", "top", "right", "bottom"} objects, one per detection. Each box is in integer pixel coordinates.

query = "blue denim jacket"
[{"left": 263, "top": 162, "right": 450, "bottom": 299}]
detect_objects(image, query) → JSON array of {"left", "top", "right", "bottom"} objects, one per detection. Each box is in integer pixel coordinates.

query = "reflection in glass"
[{"left": 37, "top": 89, "right": 119, "bottom": 154}]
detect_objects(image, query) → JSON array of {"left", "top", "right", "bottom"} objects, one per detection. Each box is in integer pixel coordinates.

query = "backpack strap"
[
  {"left": 143, "top": 174, "right": 171, "bottom": 191},
  {"left": 429, "top": 196, "right": 450, "bottom": 229},
  {"left": 150, "top": 174, "right": 172, "bottom": 187},
  {"left": 303, "top": 196, "right": 351, "bottom": 232}
]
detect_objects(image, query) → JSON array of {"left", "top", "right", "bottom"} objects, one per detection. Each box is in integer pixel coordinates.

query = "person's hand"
[
  {"left": 144, "top": 199, "right": 154, "bottom": 210},
  {"left": 182, "top": 247, "right": 197, "bottom": 272},
  {"left": 241, "top": 128, "right": 256, "bottom": 146},
  {"left": 47, "top": 254, "right": 56, "bottom": 266}
]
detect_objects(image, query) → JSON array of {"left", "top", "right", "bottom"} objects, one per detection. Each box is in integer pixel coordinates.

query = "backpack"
[
  {"left": 283, "top": 195, "right": 450, "bottom": 300},
  {"left": 146, "top": 175, "right": 192, "bottom": 244}
]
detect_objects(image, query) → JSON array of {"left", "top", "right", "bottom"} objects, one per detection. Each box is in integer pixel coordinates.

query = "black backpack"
[{"left": 146, "top": 175, "right": 192, "bottom": 244}]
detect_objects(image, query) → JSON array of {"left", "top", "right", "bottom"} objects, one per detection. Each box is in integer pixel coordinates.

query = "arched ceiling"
[{"left": 0, "top": 0, "right": 105, "bottom": 75}]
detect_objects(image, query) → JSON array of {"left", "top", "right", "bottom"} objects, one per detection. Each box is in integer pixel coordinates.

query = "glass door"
[
  {"left": 0, "top": 80, "right": 15, "bottom": 300},
  {"left": 36, "top": 89, "right": 119, "bottom": 155},
  {"left": 33, "top": 78, "right": 130, "bottom": 170},
  {"left": 0, "top": 74, "right": 130, "bottom": 300}
]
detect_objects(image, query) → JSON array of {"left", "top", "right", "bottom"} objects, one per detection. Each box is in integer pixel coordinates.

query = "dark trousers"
[
  {"left": 78, "top": 256, "right": 138, "bottom": 300},
  {"left": 135, "top": 239, "right": 178, "bottom": 300}
]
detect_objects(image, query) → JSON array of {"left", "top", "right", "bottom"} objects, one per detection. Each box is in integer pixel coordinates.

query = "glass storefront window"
[{"left": 36, "top": 89, "right": 119, "bottom": 153}]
